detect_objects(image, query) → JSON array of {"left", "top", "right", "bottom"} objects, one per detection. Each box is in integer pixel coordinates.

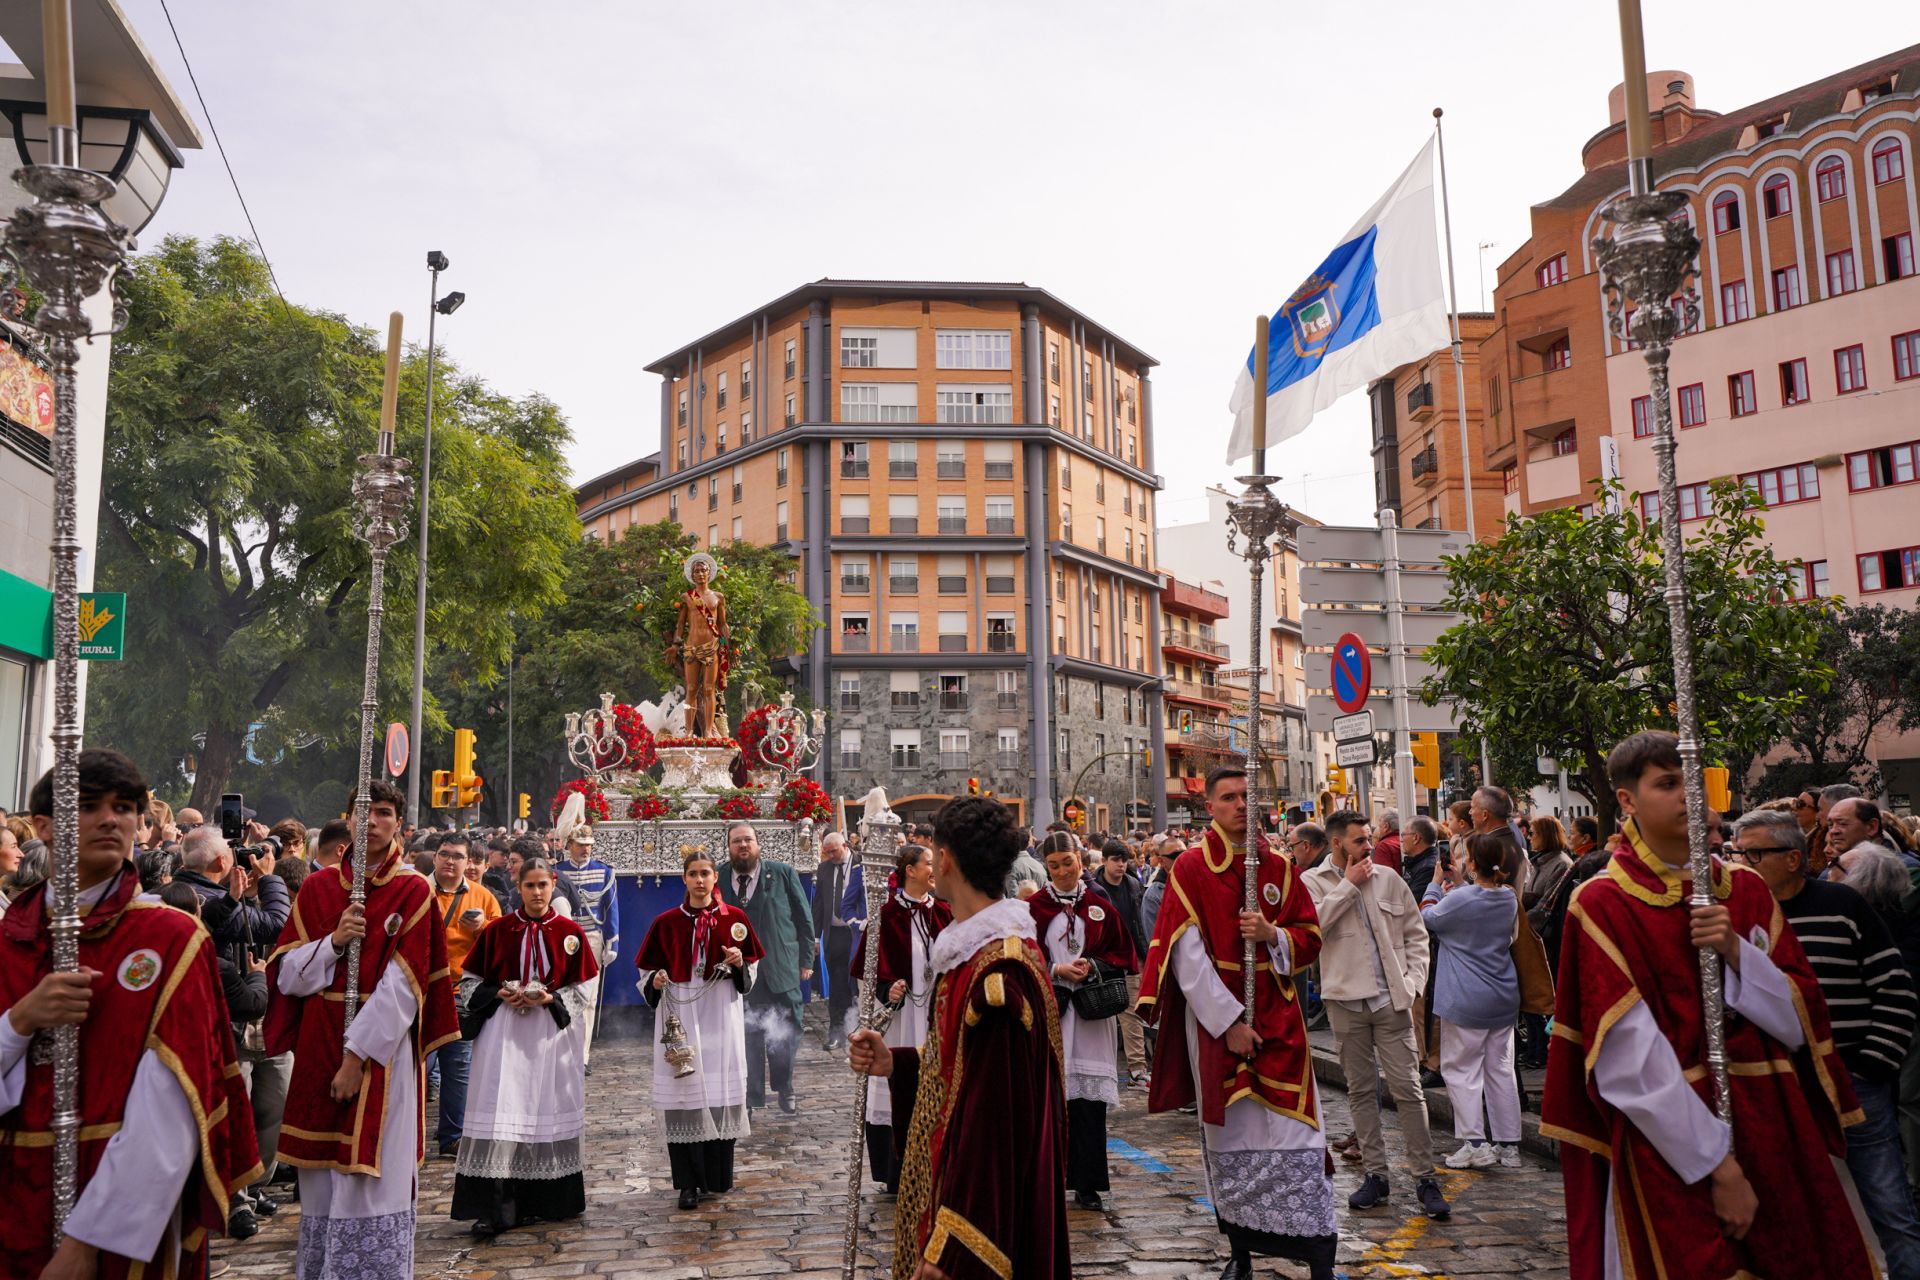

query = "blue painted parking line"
[{"left": 1106, "top": 1137, "right": 1173, "bottom": 1174}]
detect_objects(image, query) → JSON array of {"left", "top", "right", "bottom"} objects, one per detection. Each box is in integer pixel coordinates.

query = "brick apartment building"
[
  {"left": 575, "top": 280, "right": 1167, "bottom": 829},
  {"left": 1368, "top": 314, "right": 1507, "bottom": 536}
]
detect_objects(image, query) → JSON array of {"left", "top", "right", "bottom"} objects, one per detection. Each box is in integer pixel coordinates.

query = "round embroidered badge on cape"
[
  {"left": 731, "top": 922, "right": 748, "bottom": 942},
  {"left": 1088, "top": 904, "right": 1106, "bottom": 922},
  {"left": 1262, "top": 882, "right": 1282, "bottom": 906},
  {"left": 118, "top": 948, "right": 163, "bottom": 992},
  {"left": 384, "top": 912, "right": 404, "bottom": 935},
  {"left": 563, "top": 934, "right": 580, "bottom": 956},
  {"left": 1748, "top": 925, "right": 1770, "bottom": 953}
]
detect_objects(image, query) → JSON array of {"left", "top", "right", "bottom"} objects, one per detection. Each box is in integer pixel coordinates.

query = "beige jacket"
[{"left": 1301, "top": 859, "right": 1430, "bottom": 1012}]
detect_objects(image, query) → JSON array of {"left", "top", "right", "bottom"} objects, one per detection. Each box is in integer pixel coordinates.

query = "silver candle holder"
[{"left": 842, "top": 791, "right": 903, "bottom": 1278}]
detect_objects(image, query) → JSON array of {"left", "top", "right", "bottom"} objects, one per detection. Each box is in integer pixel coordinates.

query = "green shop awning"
[{"left": 0, "top": 568, "right": 52, "bottom": 660}]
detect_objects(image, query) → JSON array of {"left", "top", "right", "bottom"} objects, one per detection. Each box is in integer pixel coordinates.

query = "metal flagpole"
[
  {"left": 0, "top": 3, "right": 136, "bottom": 1227},
  {"left": 405, "top": 257, "right": 444, "bottom": 826},
  {"left": 1224, "top": 315, "right": 1292, "bottom": 1031},
  {"left": 1593, "top": 0, "right": 1727, "bottom": 1121},
  {"left": 842, "top": 793, "right": 903, "bottom": 1278},
  {"left": 345, "top": 314, "right": 415, "bottom": 1029}
]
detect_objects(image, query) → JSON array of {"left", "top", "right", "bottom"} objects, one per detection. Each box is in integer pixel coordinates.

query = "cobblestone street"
[{"left": 218, "top": 1008, "right": 1571, "bottom": 1279}]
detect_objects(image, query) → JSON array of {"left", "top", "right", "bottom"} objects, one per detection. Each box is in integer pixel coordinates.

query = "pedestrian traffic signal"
[
  {"left": 1327, "top": 765, "right": 1347, "bottom": 794},
  {"left": 1412, "top": 733, "right": 1441, "bottom": 789},
  {"left": 517, "top": 792, "right": 531, "bottom": 820},
  {"left": 430, "top": 769, "right": 454, "bottom": 809}
]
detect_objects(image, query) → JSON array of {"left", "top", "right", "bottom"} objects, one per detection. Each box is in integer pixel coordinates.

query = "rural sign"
[
  {"left": 1330, "top": 632, "right": 1371, "bottom": 715},
  {"left": 77, "top": 593, "right": 125, "bottom": 661}
]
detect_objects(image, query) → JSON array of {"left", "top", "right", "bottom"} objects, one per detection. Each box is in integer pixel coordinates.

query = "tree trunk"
[
  {"left": 1585, "top": 759, "right": 1621, "bottom": 840},
  {"left": 189, "top": 721, "right": 245, "bottom": 812}
]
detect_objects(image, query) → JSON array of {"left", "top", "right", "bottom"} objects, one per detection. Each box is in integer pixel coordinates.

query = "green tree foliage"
[
  {"left": 430, "top": 522, "right": 820, "bottom": 822},
  {"left": 87, "top": 236, "right": 578, "bottom": 810},
  {"left": 1420, "top": 481, "right": 1831, "bottom": 835},
  {"left": 1753, "top": 603, "right": 1920, "bottom": 798}
]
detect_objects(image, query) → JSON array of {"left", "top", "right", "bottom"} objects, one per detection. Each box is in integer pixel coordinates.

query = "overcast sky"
[{"left": 57, "top": 2, "right": 1914, "bottom": 526}]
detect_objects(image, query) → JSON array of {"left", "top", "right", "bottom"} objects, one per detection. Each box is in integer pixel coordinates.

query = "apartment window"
[
  {"left": 1833, "top": 344, "right": 1868, "bottom": 395},
  {"left": 937, "top": 496, "right": 966, "bottom": 534},
  {"left": 996, "top": 726, "right": 1020, "bottom": 761},
  {"left": 842, "top": 334, "right": 878, "bottom": 368},
  {"left": 937, "top": 555, "right": 966, "bottom": 594},
  {"left": 1762, "top": 175, "right": 1792, "bottom": 218},
  {"left": 1894, "top": 330, "right": 1920, "bottom": 381},
  {"left": 1546, "top": 337, "right": 1572, "bottom": 370},
  {"left": 888, "top": 613, "right": 920, "bottom": 652},
  {"left": 935, "top": 330, "right": 1012, "bottom": 369},
  {"left": 985, "top": 554, "right": 1015, "bottom": 594},
  {"left": 1094, "top": 733, "right": 1107, "bottom": 772},
  {"left": 1124, "top": 528, "right": 1135, "bottom": 563},
  {"left": 1060, "top": 504, "right": 1073, "bottom": 539},
  {"left": 1849, "top": 439, "right": 1920, "bottom": 490},
  {"left": 775, "top": 500, "right": 789, "bottom": 542},
  {"left": 935, "top": 386, "right": 1013, "bottom": 424},
  {"left": 936, "top": 441, "right": 965, "bottom": 478},
  {"left": 1678, "top": 382, "right": 1707, "bottom": 428},
  {"left": 984, "top": 441, "right": 1015, "bottom": 479},
  {"left": 707, "top": 476, "right": 719, "bottom": 511},
  {"left": 841, "top": 613, "right": 871, "bottom": 651},
  {"left": 1729, "top": 371, "right": 1757, "bottom": 417},
  {"left": 677, "top": 440, "right": 688, "bottom": 468},
  {"left": 836, "top": 674, "right": 861, "bottom": 712},
  {"left": 1826, "top": 249, "right": 1859, "bottom": 296},
  {"left": 1048, "top": 395, "right": 1061, "bottom": 427},
  {"left": 1094, "top": 516, "right": 1107, "bottom": 554},
  {"left": 841, "top": 440, "right": 869, "bottom": 478},
  {"left": 740, "top": 360, "right": 752, "bottom": 399},
  {"left": 1711, "top": 191, "right": 1741, "bottom": 234},
  {"left": 996, "top": 672, "right": 1019, "bottom": 710},
  {"left": 1132, "top": 591, "right": 1143, "bottom": 622},
  {"left": 776, "top": 446, "right": 789, "bottom": 486},
  {"left": 1874, "top": 139, "right": 1906, "bottom": 186},
  {"left": 1719, "top": 280, "right": 1750, "bottom": 323},
  {"left": 890, "top": 729, "right": 921, "bottom": 769},
  {"left": 841, "top": 555, "right": 871, "bottom": 594},
  {"left": 1058, "top": 456, "right": 1072, "bottom": 490},
  {"left": 889, "top": 440, "right": 917, "bottom": 478},
  {"left": 937, "top": 612, "right": 967, "bottom": 652},
  {"left": 678, "top": 389, "right": 689, "bottom": 427},
  {"left": 1741, "top": 463, "right": 1819, "bottom": 507},
  {"left": 1630, "top": 395, "right": 1654, "bottom": 438},
  {"left": 888, "top": 554, "right": 919, "bottom": 594},
  {"left": 1551, "top": 426, "right": 1577, "bottom": 457},
  {"left": 1054, "top": 565, "right": 1066, "bottom": 601},
  {"left": 1784, "top": 560, "right": 1832, "bottom": 600},
  {"left": 1771, "top": 265, "right": 1802, "bottom": 311},
  {"left": 1048, "top": 343, "right": 1060, "bottom": 384},
  {"left": 739, "top": 411, "right": 752, "bottom": 443},
  {"left": 707, "top": 525, "right": 718, "bottom": 547},
  {"left": 1503, "top": 466, "right": 1519, "bottom": 496},
  {"left": 1058, "top": 729, "right": 1071, "bottom": 772},
  {"left": 840, "top": 495, "right": 870, "bottom": 533},
  {"left": 890, "top": 670, "right": 920, "bottom": 708},
  {"left": 730, "top": 464, "right": 744, "bottom": 503},
  {"left": 784, "top": 394, "right": 796, "bottom": 427},
  {"left": 986, "top": 613, "right": 1017, "bottom": 652},
  {"left": 1094, "top": 477, "right": 1106, "bottom": 505},
  {"left": 1816, "top": 157, "right": 1847, "bottom": 203},
  {"left": 714, "top": 421, "right": 728, "bottom": 454},
  {"left": 1885, "top": 233, "right": 1915, "bottom": 281},
  {"left": 889, "top": 495, "right": 919, "bottom": 535},
  {"left": 1858, "top": 547, "right": 1920, "bottom": 593},
  {"left": 938, "top": 729, "right": 970, "bottom": 768},
  {"left": 716, "top": 372, "right": 728, "bottom": 409},
  {"left": 783, "top": 340, "right": 797, "bottom": 381},
  {"left": 839, "top": 729, "right": 861, "bottom": 769},
  {"left": 1536, "top": 253, "right": 1568, "bottom": 287},
  {"left": 1779, "top": 358, "right": 1809, "bottom": 406},
  {"left": 1082, "top": 408, "right": 1094, "bottom": 438},
  {"left": 668, "top": 492, "right": 679, "bottom": 522},
  {"left": 730, "top": 516, "right": 742, "bottom": 541},
  {"left": 1638, "top": 484, "right": 1713, "bottom": 523},
  {"left": 985, "top": 496, "right": 1014, "bottom": 534},
  {"left": 843, "top": 383, "right": 916, "bottom": 422},
  {"left": 1083, "top": 356, "right": 1094, "bottom": 399}
]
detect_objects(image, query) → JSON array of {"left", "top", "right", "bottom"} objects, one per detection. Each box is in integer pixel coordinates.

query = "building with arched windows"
[{"left": 1483, "top": 47, "right": 1920, "bottom": 802}]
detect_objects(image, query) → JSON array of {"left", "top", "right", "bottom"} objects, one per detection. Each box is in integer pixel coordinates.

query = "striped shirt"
[{"left": 1779, "top": 877, "right": 1918, "bottom": 1083}]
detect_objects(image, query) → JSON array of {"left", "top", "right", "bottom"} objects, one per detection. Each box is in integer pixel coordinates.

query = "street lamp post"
[
  {"left": 404, "top": 252, "right": 465, "bottom": 825},
  {"left": 1593, "top": 0, "right": 1727, "bottom": 1120}
]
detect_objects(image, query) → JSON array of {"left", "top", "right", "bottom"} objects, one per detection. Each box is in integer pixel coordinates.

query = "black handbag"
[{"left": 1069, "top": 963, "right": 1131, "bottom": 1022}]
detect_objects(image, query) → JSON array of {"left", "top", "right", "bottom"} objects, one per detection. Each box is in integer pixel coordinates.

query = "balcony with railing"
[
  {"left": 1162, "top": 627, "right": 1230, "bottom": 659},
  {"left": 996, "top": 689, "right": 1020, "bottom": 710},
  {"left": 890, "top": 459, "right": 917, "bottom": 479},
  {"left": 985, "top": 460, "right": 1014, "bottom": 479},
  {"left": 1410, "top": 445, "right": 1440, "bottom": 482},
  {"left": 995, "top": 750, "right": 1022, "bottom": 770},
  {"left": 1164, "top": 677, "right": 1233, "bottom": 706},
  {"left": 938, "top": 751, "right": 969, "bottom": 770},
  {"left": 940, "top": 690, "right": 971, "bottom": 711},
  {"left": 890, "top": 631, "right": 920, "bottom": 653},
  {"left": 842, "top": 516, "right": 870, "bottom": 533},
  {"left": 890, "top": 689, "right": 920, "bottom": 708},
  {"left": 890, "top": 516, "right": 919, "bottom": 534},
  {"left": 938, "top": 515, "right": 968, "bottom": 534},
  {"left": 937, "top": 574, "right": 965, "bottom": 594},
  {"left": 985, "top": 516, "right": 1015, "bottom": 534},
  {"left": 840, "top": 573, "right": 871, "bottom": 594},
  {"left": 731, "top": 481, "right": 743, "bottom": 502},
  {"left": 1167, "top": 721, "right": 1236, "bottom": 752},
  {"left": 937, "top": 634, "right": 966, "bottom": 652},
  {"left": 776, "top": 464, "right": 789, "bottom": 486},
  {"left": 985, "top": 574, "right": 1015, "bottom": 594},
  {"left": 775, "top": 522, "right": 789, "bottom": 542},
  {"left": 986, "top": 631, "right": 1018, "bottom": 652},
  {"left": 841, "top": 458, "right": 869, "bottom": 479},
  {"left": 1406, "top": 381, "right": 1437, "bottom": 421},
  {"left": 841, "top": 631, "right": 872, "bottom": 652},
  {"left": 938, "top": 459, "right": 966, "bottom": 479},
  {"left": 1161, "top": 578, "right": 1231, "bottom": 620},
  {"left": 839, "top": 751, "right": 862, "bottom": 769},
  {"left": 888, "top": 574, "right": 918, "bottom": 595}
]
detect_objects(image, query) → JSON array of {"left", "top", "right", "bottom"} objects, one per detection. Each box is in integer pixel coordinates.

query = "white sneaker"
[
  {"left": 1445, "top": 1142, "right": 1496, "bottom": 1169},
  {"left": 1495, "top": 1144, "right": 1523, "bottom": 1168}
]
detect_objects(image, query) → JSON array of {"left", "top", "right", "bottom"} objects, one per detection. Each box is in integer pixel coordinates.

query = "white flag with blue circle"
[{"left": 1226, "top": 138, "right": 1450, "bottom": 465}]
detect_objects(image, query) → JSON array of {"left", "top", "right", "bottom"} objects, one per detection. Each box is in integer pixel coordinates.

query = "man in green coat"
[{"left": 726, "top": 822, "right": 816, "bottom": 1113}]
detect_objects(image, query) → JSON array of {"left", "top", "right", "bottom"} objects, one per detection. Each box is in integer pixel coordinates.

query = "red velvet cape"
[
  {"left": 467, "top": 909, "right": 600, "bottom": 989},
  {"left": 635, "top": 900, "right": 764, "bottom": 983},
  {"left": 1540, "top": 826, "right": 1874, "bottom": 1280},
  {"left": 0, "top": 867, "right": 261, "bottom": 1279},
  {"left": 265, "top": 843, "right": 461, "bottom": 1176},
  {"left": 1137, "top": 824, "right": 1323, "bottom": 1128},
  {"left": 850, "top": 892, "right": 952, "bottom": 989},
  {"left": 1027, "top": 886, "right": 1139, "bottom": 973},
  {"left": 889, "top": 927, "right": 1068, "bottom": 1279}
]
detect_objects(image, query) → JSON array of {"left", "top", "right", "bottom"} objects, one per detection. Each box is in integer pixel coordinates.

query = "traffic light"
[
  {"left": 1703, "top": 766, "right": 1731, "bottom": 812},
  {"left": 1062, "top": 799, "right": 1085, "bottom": 830},
  {"left": 1327, "top": 765, "right": 1347, "bottom": 794},
  {"left": 517, "top": 792, "right": 531, "bottom": 820},
  {"left": 967, "top": 777, "right": 981, "bottom": 797},
  {"left": 1142, "top": 744, "right": 1153, "bottom": 772},
  {"left": 430, "top": 769, "right": 454, "bottom": 810},
  {"left": 453, "top": 728, "right": 476, "bottom": 786},
  {"left": 1412, "top": 733, "right": 1441, "bottom": 790},
  {"left": 457, "top": 772, "right": 484, "bottom": 810}
]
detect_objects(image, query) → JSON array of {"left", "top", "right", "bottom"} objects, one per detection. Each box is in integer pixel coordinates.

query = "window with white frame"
[
  {"left": 888, "top": 612, "right": 920, "bottom": 650},
  {"left": 839, "top": 728, "right": 861, "bottom": 766},
  {"left": 840, "top": 495, "right": 870, "bottom": 532},
  {"left": 842, "top": 382, "right": 917, "bottom": 422},
  {"left": 936, "top": 385, "right": 1014, "bottom": 424},
  {"left": 889, "top": 494, "right": 919, "bottom": 533},
  {"left": 938, "top": 730, "right": 969, "bottom": 766},
  {"left": 985, "top": 496, "right": 1014, "bottom": 532},
  {"left": 984, "top": 441, "right": 1015, "bottom": 478},
  {"left": 937, "top": 496, "right": 966, "bottom": 533},
  {"left": 890, "top": 670, "right": 920, "bottom": 707},
  {"left": 890, "top": 729, "right": 921, "bottom": 768},
  {"left": 841, "top": 327, "right": 915, "bottom": 369},
  {"left": 935, "top": 330, "right": 1013, "bottom": 370}
]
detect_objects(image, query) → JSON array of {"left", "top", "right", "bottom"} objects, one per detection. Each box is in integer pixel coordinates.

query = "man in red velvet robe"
[
  {"left": 1542, "top": 731, "right": 1877, "bottom": 1280},
  {"left": 1, "top": 749, "right": 260, "bottom": 1280},
  {"left": 849, "top": 797, "right": 1069, "bottom": 1279},
  {"left": 266, "top": 779, "right": 460, "bottom": 1279},
  {"left": 1138, "top": 765, "right": 1335, "bottom": 1280}
]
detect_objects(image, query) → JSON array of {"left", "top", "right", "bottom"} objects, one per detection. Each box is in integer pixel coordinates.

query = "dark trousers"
[
  {"left": 1066, "top": 1097, "right": 1110, "bottom": 1193},
  {"left": 667, "top": 1139, "right": 736, "bottom": 1193},
  {"left": 744, "top": 988, "right": 800, "bottom": 1107},
  {"left": 821, "top": 925, "right": 855, "bottom": 1042},
  {"left": 865, "top": 1121, "right": 898, "bottom": 1190},
  {"left": 428, "top": 1037, "right": 471, "bottom": 1150}
]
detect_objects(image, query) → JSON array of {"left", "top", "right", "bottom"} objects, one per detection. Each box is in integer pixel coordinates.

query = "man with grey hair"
[
  {"left": 175, "top": 824, "right": 290, "bottom": 953},
  {"left": 811, "top": 830, "right": 856, "bottom": 1051},
  {"left": 1374, "top": 809, "right": 1403, "bottom": 874},
  {"left": 1732, "top": 808, "right": 1920, "bottom": 1277},
  {"left": 1836, "top": 846, "right": 1915, "bottom": 921}
]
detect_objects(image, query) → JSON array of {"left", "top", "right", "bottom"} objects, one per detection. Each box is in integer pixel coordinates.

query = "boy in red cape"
[
  {"left": 0, "top": 748, "right": 260, "bottom": 1280},
  {"left": 266, "top": 778, "right": 459, "bottom": 1278},
  {"left": 1541, "top": 731, "right": 1877, "bottom": 1279},
  {"left": 1136, "top": 765, "right": 1335, "bottom": 1280}
]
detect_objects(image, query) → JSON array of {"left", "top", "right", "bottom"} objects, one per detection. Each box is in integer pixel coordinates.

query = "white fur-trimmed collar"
[{"left": 929, "top": 896, "right": 1035, "bottom": 978}]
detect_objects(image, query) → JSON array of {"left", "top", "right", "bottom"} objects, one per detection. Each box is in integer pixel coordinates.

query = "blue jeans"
[
  {"left": 1850, "top": 1075, "right": 1920, "bottom": 1280},
  {"left": 428, "top": 1037, "right": 471, "bottom": 1151}
]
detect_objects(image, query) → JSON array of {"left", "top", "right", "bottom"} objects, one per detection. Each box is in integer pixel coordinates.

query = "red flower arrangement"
[
  {"left": 549, "top": 777, "right": 610, "bottom": 823},
  {"left": 736, "top": 704, "right": 799, "bottom": 770},
  {"left": 605, "top": 703, "right": 658, "bottom": 771},
  {"left": 713, "top": 790, "right": 761, "bottom": 821},
  {"left": 656, "top": 736, "right": 739, "bottom": 750},
  {"left": 629, "top": 793, "right": 671, "bottom": 821},
  {"left": 774, "top": 776, "right": 833, "bottom": 824}
]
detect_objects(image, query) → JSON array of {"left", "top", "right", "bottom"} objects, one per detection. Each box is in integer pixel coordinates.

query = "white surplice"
[
  {"left": 459, "top": 983, "right": 590, "bottom": 1180},
  {"left": 278, "top": 936, "right": 422, "bottom": 1280},
  {"left": 869, "top": 895, "right": 936, "bottom": 1125},
  {"left": 1042, "top": 909, "right": 1120, "bottom": 1106},
  {"left": 649, "top": 962, "right": 757, "bottom": 1145}
]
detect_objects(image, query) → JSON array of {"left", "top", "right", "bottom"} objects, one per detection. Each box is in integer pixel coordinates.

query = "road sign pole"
[{"left": 1381, "top": 509, "right": 1419, "bottom": 825}]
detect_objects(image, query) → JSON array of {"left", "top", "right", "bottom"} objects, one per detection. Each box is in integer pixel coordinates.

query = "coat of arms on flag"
[{"left": 1284, "top": 274, "right": 1341, "bottom": 357}]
